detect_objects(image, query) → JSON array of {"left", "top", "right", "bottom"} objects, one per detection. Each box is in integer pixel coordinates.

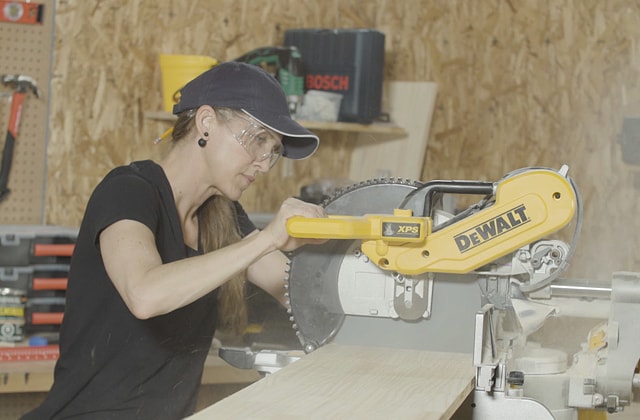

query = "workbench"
[
  {"left": 190, "top": 344, "right": 475, "bottom": 419},
  {"left": 0, "top": 353, "right": 261, "bottom": 418},
  {"left": 0, "top": 353, "right": 261, "bottom": 394}
]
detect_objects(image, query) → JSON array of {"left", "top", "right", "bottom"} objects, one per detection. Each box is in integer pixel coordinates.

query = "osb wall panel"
[
  {"left": 46, "top": 0, "right": 640, "bottom": 280},
  {"left": 418, "top": 1, "right": 640, "bottom": 280}
]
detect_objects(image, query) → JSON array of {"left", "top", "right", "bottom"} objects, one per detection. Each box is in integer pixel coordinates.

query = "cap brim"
[{"left": 241, "top": 110, "right": 319, "bottom": 160}]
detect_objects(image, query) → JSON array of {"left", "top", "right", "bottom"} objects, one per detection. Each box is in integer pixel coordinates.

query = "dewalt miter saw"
[
  {"left": 285, "top": 166, "right": 580, "bottom": 352},
  {"left": 222, "top": 165, "right": 640, "bottom": 419}
]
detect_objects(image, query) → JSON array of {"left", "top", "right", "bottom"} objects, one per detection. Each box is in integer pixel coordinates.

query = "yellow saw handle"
[{"left": 286, "top": 209, "right": 428, "bottom": 243}]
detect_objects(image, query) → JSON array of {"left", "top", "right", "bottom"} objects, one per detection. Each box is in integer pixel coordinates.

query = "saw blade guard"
[{"left": 287, "top": 179, "right": 432, "bottom": 352}]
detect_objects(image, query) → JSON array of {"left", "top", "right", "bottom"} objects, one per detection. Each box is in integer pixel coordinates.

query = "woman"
[{"left": 22, "top": 62, "right": 325, "bottom": 419}]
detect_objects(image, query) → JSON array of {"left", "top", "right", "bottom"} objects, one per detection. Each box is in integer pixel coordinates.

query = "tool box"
[
  {"left": 25, "top": 296, "right": 65, "bottom": 333},
  {"left": 0, "top": 265, "right": 69, "bottom": 295},
  {"left": 0, "top": 225, "right": 77, "bottom": 266},
  {"left": 0, "top": 225, "right": 76, "bottom": 344},
  {"left": 0, "top": 292, "right": 25, "bottom": 341},
  {"left": 284, "top": 29, "right": 385, "bottom": 124}
]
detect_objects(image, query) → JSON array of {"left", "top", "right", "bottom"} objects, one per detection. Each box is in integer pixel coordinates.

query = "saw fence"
[{"left": 0, "top": 0, "right": 55, "bottom": 224}]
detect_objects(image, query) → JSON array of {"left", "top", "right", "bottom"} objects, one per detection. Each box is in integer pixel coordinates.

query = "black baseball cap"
[{"left": 173, "top": 61, "right": 319, "bottom": 160}]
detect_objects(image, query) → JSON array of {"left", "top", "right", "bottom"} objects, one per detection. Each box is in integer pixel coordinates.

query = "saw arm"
[
  {"left": 287, "top": 167, "right": 577, "bottom": 276},
  {"left": 286, "top": 209, "right": 429, "bottom": 242}
]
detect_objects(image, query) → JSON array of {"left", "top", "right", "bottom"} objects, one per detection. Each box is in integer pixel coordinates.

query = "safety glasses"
[{"left": 225, "top": 114, "right": 283, "bottom": 168}]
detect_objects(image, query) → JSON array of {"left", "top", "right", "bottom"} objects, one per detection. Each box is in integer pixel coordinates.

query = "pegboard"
[{"left": 0, "top": 0, "right": 55, "bottom": 224}]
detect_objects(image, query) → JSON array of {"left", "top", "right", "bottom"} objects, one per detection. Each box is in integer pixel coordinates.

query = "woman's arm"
[
  {"left": 100, "top": 198, "right": 325, "bottom": 319},
  {"left": 100, "top": 219, "right": 279, "bottom": 319}
]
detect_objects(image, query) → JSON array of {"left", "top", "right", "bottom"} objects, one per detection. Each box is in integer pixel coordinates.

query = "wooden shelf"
[
  {"left": 144, "top": 112, "right": 407, "bottom": 138},
  {"left": 144, "top": 111, "right": 176, "bottom": 121},
  {"left": 296, "top": 119, "right": 406, "bottom": 137}
]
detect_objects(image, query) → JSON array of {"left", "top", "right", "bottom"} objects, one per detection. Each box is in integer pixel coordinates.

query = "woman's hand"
[{"left": 261, "top": 197, "right": 327, "bottom": 252}]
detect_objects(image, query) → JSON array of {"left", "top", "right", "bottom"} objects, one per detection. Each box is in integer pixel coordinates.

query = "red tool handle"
[
  {"left": 30, "top": 312, "right": 64, "bottom": 325},
  {"left": 32, "top": 277, "right": 68, "bottom": 291},
  {"left": 0, "top": 1, "right": 44, "bottom": 25},
  {"left": 33, "top": 243, "right": 75, "bottom": 257},
  {"left": 8, "top": 91, "right": 26, "bottom": 138},
  {"left": 0, "top": 91, "right": 26, "bottom": 201}
]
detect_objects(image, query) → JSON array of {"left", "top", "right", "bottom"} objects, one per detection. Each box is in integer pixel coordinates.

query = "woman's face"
[{"left": 205, "top": 112, "right": 283, "bottom": 201}]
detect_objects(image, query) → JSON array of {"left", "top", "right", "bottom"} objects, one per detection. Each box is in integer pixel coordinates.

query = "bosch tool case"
[{"left": 284, "top": 29, "right": 385, "bottom": 124}]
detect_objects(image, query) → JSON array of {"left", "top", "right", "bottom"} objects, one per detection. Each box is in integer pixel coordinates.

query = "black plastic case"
[{"left": 284, "top": 29, "right": 385, "bottom": 124}]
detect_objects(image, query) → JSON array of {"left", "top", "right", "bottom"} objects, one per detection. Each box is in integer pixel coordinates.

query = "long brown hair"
[{"left": 171, "top": 107, "right": 247, "bottom": 334}]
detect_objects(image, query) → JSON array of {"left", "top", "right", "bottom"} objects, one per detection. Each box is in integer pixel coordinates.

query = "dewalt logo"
[{"left": 454, "top": 205, "right": 530, "bottom": 253}]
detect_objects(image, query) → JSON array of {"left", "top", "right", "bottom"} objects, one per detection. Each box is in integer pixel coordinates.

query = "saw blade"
[{"left": 287, "top": 178, "right": 427, "bottom": 353}]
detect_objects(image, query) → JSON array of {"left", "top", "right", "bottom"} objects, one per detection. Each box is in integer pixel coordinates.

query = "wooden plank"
[
  {"left": 349, "top": 81, "right": 438, "bottom": 181},
  {"left": 190, "top": 343, "right": 474, "bottom": 419}
]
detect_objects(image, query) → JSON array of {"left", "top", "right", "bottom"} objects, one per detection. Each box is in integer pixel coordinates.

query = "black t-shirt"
[{"left": 22, "top": 160, "right": 255, "bottom": 419}]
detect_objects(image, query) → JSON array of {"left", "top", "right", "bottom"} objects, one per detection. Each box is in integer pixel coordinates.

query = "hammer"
[{"left": 0, "top": 75, "right": 40, "bottom": 202}]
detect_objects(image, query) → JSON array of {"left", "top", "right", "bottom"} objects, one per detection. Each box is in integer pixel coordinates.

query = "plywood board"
[
  {"left": 349, "top": 81, "right": 438, "bottom": 182},
  {"left": 190, "top": 343, "right": 474, "bottom": 419}
]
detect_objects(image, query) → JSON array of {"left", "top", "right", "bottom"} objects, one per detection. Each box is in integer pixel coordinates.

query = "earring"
[{"left": 198, "top": 131, "right": 209, "bottom": 148}]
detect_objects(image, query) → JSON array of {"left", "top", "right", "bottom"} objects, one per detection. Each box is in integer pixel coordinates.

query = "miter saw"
[{"left": 221, "top": 165, "right": 640, "bottom": 419}]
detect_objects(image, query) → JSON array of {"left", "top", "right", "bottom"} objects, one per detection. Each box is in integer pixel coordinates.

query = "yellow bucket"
[{"left": 159, "top": 54, "right": 218, "bottom": 112}]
